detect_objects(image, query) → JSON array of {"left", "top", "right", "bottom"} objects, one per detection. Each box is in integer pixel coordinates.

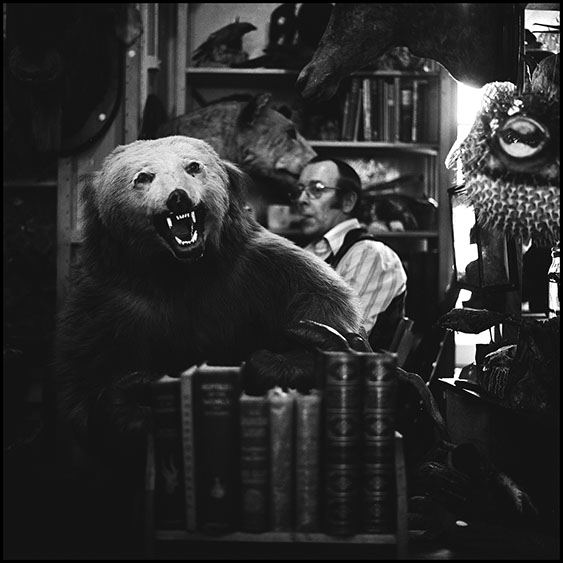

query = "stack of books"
[
  {"left": 339, "top": 75, "right": 435, "bottom": 143},
  {"left": 149, "top": 352, "right": 399, "bottom": 536}
]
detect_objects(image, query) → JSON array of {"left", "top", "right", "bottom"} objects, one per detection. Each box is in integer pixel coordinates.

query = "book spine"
[
  {"left": 268, "top": 387, "right": 295, "bottom": 532},
  {"left": 416, "top": 79, "right": 429, "bottom": 143},
  {"left": 353, "top": 81, "right": 363, "bottom": 141},
  {"left": 319, "top": 350, "right": 362, "bottom": 536},
  {"left": 392, "top": 76, "right": 401, "bottom": 142},
  {"left": 340, "top": 87, "right": 352, "bottom": 141},
  {"left": 411, "top": 79, "right": 420, "bottom": 143},
  {"left": 239, "top": 393, "right": 270, "bottom": 533},
  {"left": 194, "top": 364, "right": 241, "bottom": 534},
  {"left": 361, "top": 77, "right": 372, "bottom": 142},
  {"left": 370, "top": 77, "right": 379, "bottom": 141},
  {"left": 382, "top": 79, "right": 390, "bottom": 142},
  {"left": 360, "top": 352, "right": 398, "bottom": 533},
  {"left": 151, "top": 375, "right": 185, "bottom": 531},
  {"left": 345, "top": 77, "right": 361, "bottom": 141},
  {"left": 180, "top": 366, "right": 197, "bottom": 531},
  {"left": 295, "top": 390, "right": 322, "bottom": 532},
  {"left": 399, "top": 80, "right": 414, "bottom": 143}
]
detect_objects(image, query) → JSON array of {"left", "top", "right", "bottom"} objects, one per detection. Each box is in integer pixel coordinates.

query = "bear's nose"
[{"left": 166, "top": 189, "right": 194, "bottom": 214}]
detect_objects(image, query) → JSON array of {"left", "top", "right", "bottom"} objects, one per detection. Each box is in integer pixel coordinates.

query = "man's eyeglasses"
[{"left": 288, "top": 181, "right": 341, "bottom": 202}]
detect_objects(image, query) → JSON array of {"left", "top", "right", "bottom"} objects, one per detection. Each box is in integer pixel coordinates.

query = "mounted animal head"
[{"left": 296, "top": 3, "right": 527, "bottom": 102}]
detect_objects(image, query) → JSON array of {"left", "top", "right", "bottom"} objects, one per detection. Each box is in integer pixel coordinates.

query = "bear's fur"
[
  {"left": 55, "top": 136, "right": 361, "bottom": 451},
  {"left": 155, "top": 93, "right": 317, "bottom": 224}
]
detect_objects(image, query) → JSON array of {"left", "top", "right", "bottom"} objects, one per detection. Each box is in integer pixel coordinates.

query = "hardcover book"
[
  {"left": 392, "top": 76, "right": 401, "bottom": 142},
  {"left": 268, "top": 387, "right": 296, "bottom": 532},
  {"left": 295, "top": 390, "right": 322, "bottom": 532},
  {"left": 370, "top": 77, "right": 380, "bottom": 141},
  {"left": 412, "top": 79, "right": 429, "bottom": 143},
  {"left": 352, "top": 81, "right": 363, "bottom": 141},
  {"left": 150, "top": 374, "right": 185, "bottom": 531},
  {"left": 344, "top": 77, "right": 362, "bottom": 141},
  {"left": 193, "top": 363, "right": 242, "bottom": 535},
  {"left": 361, "top": 77, "right": 373, "bottom": 142},
  {"left": 340, "top": 88, "right": 352, "bottom": 141},
  {"left": 318, "top": 350, "right": 362, "bottom": 536},
  {"left": 399, "top": 81, "right": 414, "bottom": 143},
  {"left": 411, "top": 79, "right": 421, "bottom": 142},
  {"left": 239, "top": 392, "right": 270, "bottom": 533},
  {"left": 360, "top": 352, "right": 398, "bottom": 533},
  {"left": 180, "top": 365, "right": 198, "bottom": 531}
]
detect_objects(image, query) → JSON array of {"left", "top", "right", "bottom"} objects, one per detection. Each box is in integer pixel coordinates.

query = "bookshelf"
[
  {"left": 145, "top": 430, "right": 414, "bottom": 559},
  {"left": 180, "top": 61, "right": 457, "bottom": 329}
]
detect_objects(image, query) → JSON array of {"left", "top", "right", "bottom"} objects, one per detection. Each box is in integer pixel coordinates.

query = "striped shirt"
[{"left": 305, "top": 218, "right": 407, "bottom": 335}]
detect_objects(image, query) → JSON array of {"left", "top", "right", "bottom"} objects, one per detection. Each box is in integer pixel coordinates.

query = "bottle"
[{"left": 547, "top": 244, "right": 560, "bottom": 318}]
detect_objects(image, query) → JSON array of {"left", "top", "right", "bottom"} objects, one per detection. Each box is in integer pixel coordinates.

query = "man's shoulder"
[{"left": 340, "top": 229, "right": 403, "bottom": 264}]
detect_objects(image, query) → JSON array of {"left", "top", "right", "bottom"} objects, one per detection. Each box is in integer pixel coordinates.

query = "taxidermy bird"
[{"left": 192, "top": 18, "right": 256, "bottom": 67}]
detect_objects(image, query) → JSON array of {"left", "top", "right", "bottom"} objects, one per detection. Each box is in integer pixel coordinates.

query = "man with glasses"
[{"left": 291, "top": 157, "right": 407, "bottom": 350}]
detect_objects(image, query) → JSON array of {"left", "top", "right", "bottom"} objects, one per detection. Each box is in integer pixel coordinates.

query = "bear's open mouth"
[{"left": 154, "top": 207, "right": 206, "bottom": 261}]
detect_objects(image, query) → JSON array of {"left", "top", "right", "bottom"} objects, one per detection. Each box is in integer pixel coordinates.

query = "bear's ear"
[
  {"left": 238, "top": 92, "right": 272, "bottom": 127},
  {"left": 223, "top": 160, "right": 252, "bottom": 198}
]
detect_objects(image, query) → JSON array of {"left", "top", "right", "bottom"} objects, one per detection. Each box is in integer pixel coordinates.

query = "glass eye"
[
  {"left": 134, "top": 172, "right": 154, "bottom": 186},
  {"left": 185, "top": 161, "right": 203, "bottom": 174},
  {"left": 497, "top": 116, "right": 549, "bottom": 159}
]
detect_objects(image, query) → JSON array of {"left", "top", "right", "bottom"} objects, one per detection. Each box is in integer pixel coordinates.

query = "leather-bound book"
[
  {"left": 318, "top": 350, "right": 362, "bottom": 536},
  {"left": 239, "top": 392, "right": 270, "bottom": 532},
  {"left": 193, "top": 363, "right": 241, "bottom": 535}
]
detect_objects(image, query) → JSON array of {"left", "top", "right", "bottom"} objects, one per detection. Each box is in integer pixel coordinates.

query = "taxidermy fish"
[{"left": 446, "top": 54, "right": 560, "bottom": 247}]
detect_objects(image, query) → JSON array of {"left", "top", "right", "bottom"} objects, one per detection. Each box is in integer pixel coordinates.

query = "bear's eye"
[
  {"left": 133, "top": 172, "right": 154, "bottom": 186},
  {"left": 185, "top": 161, "right": 203, "bottom": 175}
]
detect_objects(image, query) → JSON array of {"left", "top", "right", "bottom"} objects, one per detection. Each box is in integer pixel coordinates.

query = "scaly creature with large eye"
[{"left": 447, "top": 54, "right": 560, "bottom": 247}]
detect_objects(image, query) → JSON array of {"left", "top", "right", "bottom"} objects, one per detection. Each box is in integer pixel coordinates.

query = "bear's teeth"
[
  {"left": 191, "top": 211, "right": 196, "bottom": 222},
  {"left": 166, "top": 217, "right": 173, "bottom": 229},
  {"left": 174, "top": 231, "right": 198, "bottom": 246}
]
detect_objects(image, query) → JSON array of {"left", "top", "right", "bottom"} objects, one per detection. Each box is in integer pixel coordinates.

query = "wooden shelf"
[
  {"left": 186, "top": 67, "right": 440, "bottom": 79},
  {"left": 310, "top": 141, "right": 439, "bottom": 154},
  {"left": 4, "top": 179, "right": 57, "bottom": 188},
  {"left": 156, "top": 530, "right": 425, "bottom": 543},
  {"left": 186, "top": 67, "right": 299, "bottom": 76},
  {"left": 146, "top": 432, "right": 411, "bottom": 558}
]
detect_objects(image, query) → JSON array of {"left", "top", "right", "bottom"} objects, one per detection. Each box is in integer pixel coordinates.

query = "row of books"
[
  {"left": 149, "top": 351, "right": 399, "bottom": 537},
  {"left": 340, "top": 76, "right": 434, "bottom": 143}
]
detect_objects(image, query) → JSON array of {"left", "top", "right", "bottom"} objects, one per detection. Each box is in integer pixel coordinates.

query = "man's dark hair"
[{"left": 307, "top": 156, "right": 363, "bottom": 215}]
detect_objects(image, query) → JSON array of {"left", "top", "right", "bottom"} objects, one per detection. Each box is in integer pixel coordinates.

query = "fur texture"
[{"left": 55, "top": 136, "right": 361, "bottom": 448}]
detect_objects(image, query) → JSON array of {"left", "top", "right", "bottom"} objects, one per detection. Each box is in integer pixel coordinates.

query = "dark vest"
[{"left": 325, "top": 227, "right": 406, "bottom": 351}]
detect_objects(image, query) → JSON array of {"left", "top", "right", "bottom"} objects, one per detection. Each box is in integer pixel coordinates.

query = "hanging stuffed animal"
[{"left": 446, "top": 54, "right": 560, "bottom": 247}]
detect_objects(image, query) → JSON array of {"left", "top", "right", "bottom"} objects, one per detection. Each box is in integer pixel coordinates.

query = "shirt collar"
[{"left": 323, "top": 218, "right": 362, "bottom": 255}]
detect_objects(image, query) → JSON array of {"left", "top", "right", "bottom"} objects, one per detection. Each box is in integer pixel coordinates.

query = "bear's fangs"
[
  {"left": 154, "top": 207, "right": 205, "bottom": 259},
  {"left": 165, "top": 211, "right": 198, "bottom": 244}
]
